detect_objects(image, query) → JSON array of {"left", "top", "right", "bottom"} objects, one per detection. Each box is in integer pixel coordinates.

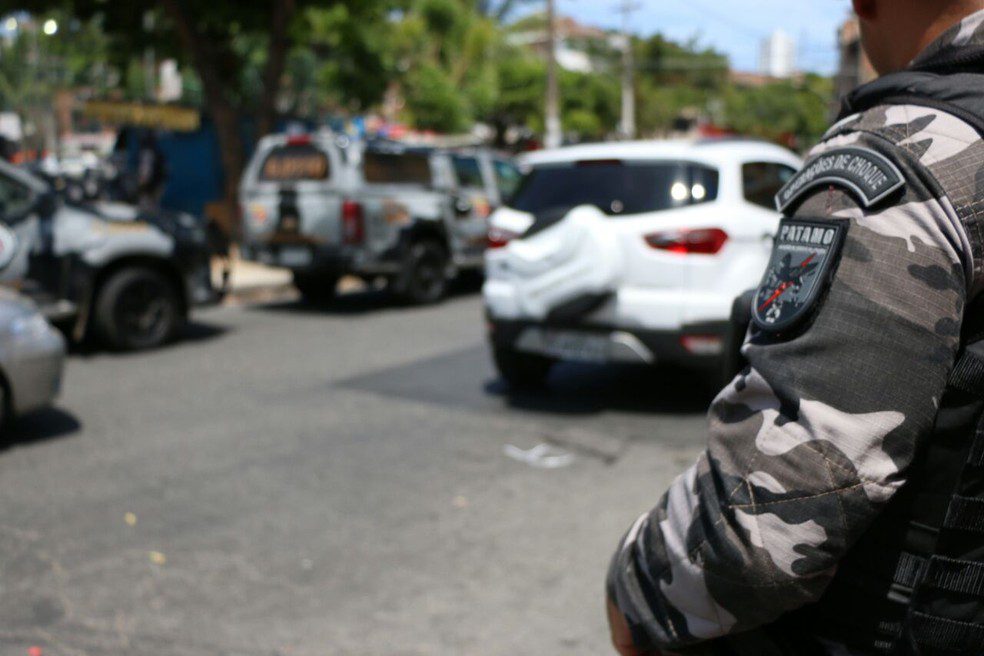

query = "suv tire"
[
  {"left": 94, "top": 267, "right": 181, "bottom": 351},
  {"left": 395, "top": 240, "right": 449, "bottom": 305},
  {"left": 493, "top": 346, "right": 554, "bottom": 389},
  {"left": 294, "top": 272, "right": 338, "bottom": 305}
]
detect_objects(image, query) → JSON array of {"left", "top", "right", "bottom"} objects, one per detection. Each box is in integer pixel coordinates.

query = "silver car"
[{"left": 0, "top": 290, "right": 65, "bottom": 425}]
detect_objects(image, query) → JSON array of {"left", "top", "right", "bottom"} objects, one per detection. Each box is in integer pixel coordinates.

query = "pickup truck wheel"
[
  {"left": 94, "top": 268, "right": 180, "bottom": 351},
  {"left": 492, "top": 346, "right": 554, "bottom": 389},
  {"left": 293, "top": 273, "right": 338, "bottom": 305},
  {"left": 396, "top": 241, "right": 448, "bottom": 305}
]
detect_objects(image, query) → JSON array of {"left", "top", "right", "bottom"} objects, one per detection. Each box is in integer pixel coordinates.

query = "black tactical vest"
[{"left": 783, "top": 61, "right": 984, "bottom": 656}]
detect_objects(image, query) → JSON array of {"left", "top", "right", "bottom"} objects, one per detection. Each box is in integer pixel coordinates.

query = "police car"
[
  {"left": 239, "top": 134, "right": 520, "bottom": 304},
  {"left": 483, "top": 139, "right": 802, "bottom": 387},
  {"left": 0, "top": 159, "right": 217, "bottom": 351}
]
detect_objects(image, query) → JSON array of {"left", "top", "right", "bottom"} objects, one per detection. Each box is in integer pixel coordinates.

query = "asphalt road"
[{"left": 0, "top": 286, "right": 714, "bottom": 656}]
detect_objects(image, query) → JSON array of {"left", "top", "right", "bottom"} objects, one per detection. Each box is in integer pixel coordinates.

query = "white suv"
[{"left": 483, "top": 139, "right": 802, "bottom": 387}]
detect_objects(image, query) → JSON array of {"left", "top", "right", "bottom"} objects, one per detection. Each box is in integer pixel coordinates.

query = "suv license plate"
[
  {"left": 530, "top": 329, "right": 609, "bottom": 363},
  {"left": 279, "top": 247, "right": 312, "bottom": 268}
]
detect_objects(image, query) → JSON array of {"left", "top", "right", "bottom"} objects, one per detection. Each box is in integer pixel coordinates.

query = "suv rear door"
[
  {"left": 240, "top": 135, "right": 344, "bottom": 267},
  {"left": 506, "top": 158, "right": 724, "bottom": 328}
]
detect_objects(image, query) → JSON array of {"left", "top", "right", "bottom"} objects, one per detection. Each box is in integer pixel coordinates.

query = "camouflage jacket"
[{"left": 608, "top": 11, "right": 984, "bottom": 655}]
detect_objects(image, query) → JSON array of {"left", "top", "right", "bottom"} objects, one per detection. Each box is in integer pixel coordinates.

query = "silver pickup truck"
[{"left": 239, "top": 133, "right": 520, "bottom": 304}]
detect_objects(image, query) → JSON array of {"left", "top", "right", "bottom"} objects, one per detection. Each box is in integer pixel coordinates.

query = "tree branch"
[
  {"left": 257, "top": 0, "right": 297, "bottom": 138},
  {"left": 160, "top": 0, "right": 245, "bottom": 228}
]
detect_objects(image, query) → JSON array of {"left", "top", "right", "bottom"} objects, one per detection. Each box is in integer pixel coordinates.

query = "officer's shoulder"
[
  {"left": 776, "top": 127, "right": 906, "bottom": 217},
  {"left": 781, "top": 102, "right": 980, "bottom": 218},
  {"left": 821, "top": 104, "right": 980, "bottom": 184}
]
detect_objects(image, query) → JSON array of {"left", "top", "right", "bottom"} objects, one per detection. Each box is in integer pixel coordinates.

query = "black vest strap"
[
  {"left": 892, "top": 551, "right": 929, "bottom": 592},
  {"left": 969, "top": 427, "right": 984, "bottom": 468},
  {"left": 910, "top": 611, "right": 984, "bottom": 652},
  {"left": 946, "top": 349, "right": 984, "bottom": 396},
  {"left": 838, "top": 70, "right": 984, "bottom": 138},
  {"left": 943, "top": 496, "right": 984, "bottom": 533},
  {"left": 925, "top": 555, "right": 984, "bottom": 596}
]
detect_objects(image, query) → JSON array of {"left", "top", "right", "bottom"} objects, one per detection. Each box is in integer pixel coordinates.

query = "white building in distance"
[{"left": 759, "top": 29, "right": 796, "bottom": 78}]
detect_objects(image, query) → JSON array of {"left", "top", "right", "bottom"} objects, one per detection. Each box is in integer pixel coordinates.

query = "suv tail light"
[
  {"left": 680, "top": 334, "right": 724, "bottom": 355},
  {"left": 488, "top": 226, "right": 520, "bottom": 249},
  {"left": 286, "top": 133, "right": 312, "bottom": 146},
  {"left": 644, "top": 228, "right": 728, "bottom": 255},
  {"left": 342, "top": 200, "right": 365, "bottom": 245}
]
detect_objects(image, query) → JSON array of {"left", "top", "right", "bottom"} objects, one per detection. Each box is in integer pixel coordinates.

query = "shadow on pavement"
[
  {"left": 67, "top": 320, "right": 229, "bottom": 357},
  {"left": 487, "top": 362, "right": 716, "bottom": 416},
  {"left": 1, "top": 407, "right": 81, "bottom": 450},
  {"left": 251, "top": 276, "right": 483, "bottom": 317},
  {"left": 341, "top": 345, "right": 715, "bottom": 418}
]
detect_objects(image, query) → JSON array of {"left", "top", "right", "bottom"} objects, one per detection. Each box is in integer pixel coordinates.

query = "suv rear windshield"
[
  {"left": 509, "top": 160, "right": 718, "bottom": 217},
  {"left": 363, "top": 151, "right": 432, "bottom": 185},
  {"left": 260, "top": 144, "right": 331, "bottom": 182}
]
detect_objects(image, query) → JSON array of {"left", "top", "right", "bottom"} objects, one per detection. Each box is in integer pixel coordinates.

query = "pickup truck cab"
[
  {"left": 239, "top": 133, "right": 520, "bottom": 304},
  {"left": 0, "top": 158, "right": 216, "bottom": 351}
]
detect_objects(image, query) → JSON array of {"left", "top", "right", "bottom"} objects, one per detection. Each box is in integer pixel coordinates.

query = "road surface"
[{"left": 0, "top": 288, "right": 712, "bottom": 656}]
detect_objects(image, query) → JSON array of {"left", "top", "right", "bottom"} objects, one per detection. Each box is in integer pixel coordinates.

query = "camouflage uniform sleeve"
[{"left": 607, "top": 121, "right": 977, "bottom": 651}]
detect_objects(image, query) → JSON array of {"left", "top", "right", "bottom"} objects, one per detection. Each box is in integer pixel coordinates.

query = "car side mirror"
[
  {"left": 0, "top": 223, "right": 19, "bottom": 272},
  {"left": 454, "top": 197, "right": 473, "bottom": 216}
]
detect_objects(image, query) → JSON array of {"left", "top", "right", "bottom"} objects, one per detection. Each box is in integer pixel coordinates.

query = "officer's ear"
[{"left": 852, "top": 0, "right": 878, "bottom": 20}]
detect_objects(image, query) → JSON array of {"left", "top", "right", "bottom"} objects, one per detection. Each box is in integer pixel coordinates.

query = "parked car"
[
  {"left": 0, "top": 158, "right": 217, "bottom": 351},
  {"left": 0, "top": 288, "right": 65, "bottom": 427},
  {"left": 483, "top": 138, "right": 802, "bottom": 387},
  {"left": 239, "top": 133, "right": 521, "bottom": 304}
]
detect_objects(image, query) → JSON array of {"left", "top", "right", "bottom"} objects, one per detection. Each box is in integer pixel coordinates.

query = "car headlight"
[{"left": 8, "top": 313, "right": 53, "bottom": 340}]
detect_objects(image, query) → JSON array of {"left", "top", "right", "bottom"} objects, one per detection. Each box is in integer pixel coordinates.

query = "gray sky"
[{"left": 533, "top": 0, "right": 855, "bottom": 74}]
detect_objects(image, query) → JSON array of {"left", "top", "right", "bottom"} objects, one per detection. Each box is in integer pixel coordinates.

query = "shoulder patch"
[
  {"left": 752, "top": 218, "right": 848, "bottom": 333},
  {"left": 775, "top": 147, "right": 905, "bottom": 214}
]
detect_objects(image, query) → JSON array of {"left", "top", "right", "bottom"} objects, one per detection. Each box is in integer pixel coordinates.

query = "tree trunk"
[
  {"left": 160, "top": 0, "right": 245, "bottom": 238},
  {"left": 256, "top": 0, "right": 297, "bottom": 138}
]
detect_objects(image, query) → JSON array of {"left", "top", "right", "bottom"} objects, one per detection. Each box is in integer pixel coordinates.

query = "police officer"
[{"left": 607, "top": 1, "right": 984, "bottom": 654}]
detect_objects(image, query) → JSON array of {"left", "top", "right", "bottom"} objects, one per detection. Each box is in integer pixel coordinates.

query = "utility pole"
[
  {"left": 544, "top": 0, "right": 562, "bottom": 149},
  {"left": 143, "top": 11, "right": 156, "bottom": 101},
  {"left": 617, "top": 0, "right": 640, "bottom": 140}
]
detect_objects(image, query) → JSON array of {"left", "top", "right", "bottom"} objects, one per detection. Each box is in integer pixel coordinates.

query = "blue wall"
[{"left": 158, "top": 124, "right": 225, "bottom": 218}]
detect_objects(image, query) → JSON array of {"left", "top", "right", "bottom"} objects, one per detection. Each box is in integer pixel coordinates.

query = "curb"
[{"left": 221, "top": 283, "right": 299, "bottom": 307}]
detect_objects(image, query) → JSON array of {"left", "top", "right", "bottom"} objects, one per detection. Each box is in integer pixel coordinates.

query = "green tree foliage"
[
  {"left": 722, "top": 74, "right": 833, "bottom": 147},
  {"left": 404, "top": 63, "right": 471, "bottom": 132},
  {"left": 560, "top": 69, "right": 618, "bottom": 139},
  {"left": 18, "top": 0, "right": 392, "bottom": 213},
  {"left": 390, "top": 0, "right": 504, "bottom": 133},
  {"left": 298, "top": 3, "right": 392, "bottom": 113}
]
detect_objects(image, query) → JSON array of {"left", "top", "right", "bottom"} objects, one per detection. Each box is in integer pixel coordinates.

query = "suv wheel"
[
  {"left": 293, "top": 272, "right": 338, "bottom": 304},
  {"left": 493, "top": 346, "right": 554, "bottom": 389},
  {"left": 395, "top": 241, "right": 449, "bottom": 305},
  {"left": 94, "top": 267, "right": 181, "bottom": 351}
]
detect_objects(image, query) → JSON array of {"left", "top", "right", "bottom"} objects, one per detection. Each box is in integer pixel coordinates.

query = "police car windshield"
[
  {"left": 509, "top": 160, "right": 718, "bottom": 217},
  {"left": 363, "top": 151, "right": 432, "bottom": 185}
]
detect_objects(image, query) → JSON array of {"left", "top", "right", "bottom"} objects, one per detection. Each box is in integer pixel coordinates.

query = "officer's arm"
[{"left": 607, "top": 138, "right": 971, "bottom": 651}]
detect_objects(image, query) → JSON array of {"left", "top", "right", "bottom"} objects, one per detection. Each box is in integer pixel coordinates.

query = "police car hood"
[{"left": 88, "top": 202, "right": 208, "bottom": 248}]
